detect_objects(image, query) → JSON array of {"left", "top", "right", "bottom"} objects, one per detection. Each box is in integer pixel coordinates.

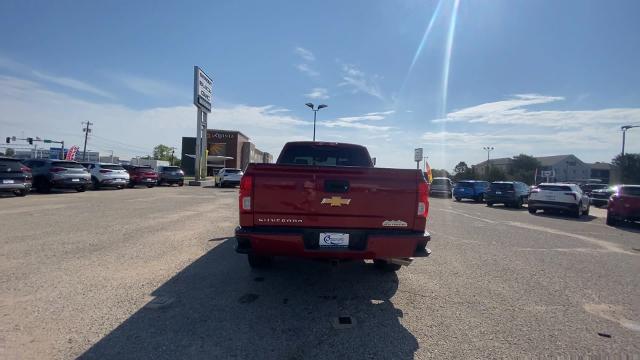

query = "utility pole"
[
  {"left": 109, "top": 150, "right": 114, "bottom": 163},
  {"left": 170, "top": 147, "right": 176, "bottom": 166},
  {"left": 81, "top": 121, "right": 93, "bottom": 161}
]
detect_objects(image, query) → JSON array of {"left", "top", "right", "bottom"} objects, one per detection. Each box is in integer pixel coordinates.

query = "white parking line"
[{"left": 439, "top": 209, "right": 497, "bottom": 224}]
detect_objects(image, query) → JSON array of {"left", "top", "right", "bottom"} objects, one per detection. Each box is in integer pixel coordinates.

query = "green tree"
[
  {"left": 485, "top": 166, "right": 507, "bottom": 182},
  {"left": 508, "top": 154, "right": 541, "bottom": 184},
  {"left": 612, "top": 153, "right": 640, "bottom": 183},
  {"left": 431, "top": 169, "right": 451, "bottom": 178},
  {"left": 5, "top": 148, "right": 15, "bottom": 157},
  {"left": 153, "top": 144, "right": 173, "bottom": 160},
  {"left": 452, "top": 161, "right": 476, "bottom": 182}
]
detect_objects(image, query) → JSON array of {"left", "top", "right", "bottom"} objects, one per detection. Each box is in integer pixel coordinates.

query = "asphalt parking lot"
[{"left": 1, "top": 187, "right": 639, "bottom": 359}]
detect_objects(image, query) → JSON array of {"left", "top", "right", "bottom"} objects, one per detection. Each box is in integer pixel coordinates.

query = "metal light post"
[
  {"left": 483, "top": 146, "right": 494, "bottom": 176},
  {"left": 305, "top": 103, "right": 328, "bottom": 141},
  {"left": 621, "top": 125, "right": 639, "bottom": 156}
]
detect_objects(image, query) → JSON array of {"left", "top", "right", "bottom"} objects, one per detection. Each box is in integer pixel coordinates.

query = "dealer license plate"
[
  {"left": 496, "top": 191, "right": 502, "bottom": 194},
  {"left": 71, "top": 178, "right": 80, "bottom": 182},
  {"left": 319, "top": 233, "right": 349, "bottom": 248},
  {"left": 3, "top": 179, "right": 15, "bottom": 184}
]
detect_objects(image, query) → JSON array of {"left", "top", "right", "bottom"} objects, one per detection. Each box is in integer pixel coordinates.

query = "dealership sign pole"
[{"left": 193, "top": 66, "right": 213, "bottom": 182}]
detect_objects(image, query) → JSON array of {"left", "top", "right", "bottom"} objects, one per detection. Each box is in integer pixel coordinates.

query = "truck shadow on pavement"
[{"left": 80, "top": 240, "right": 419, "bottom": 359}]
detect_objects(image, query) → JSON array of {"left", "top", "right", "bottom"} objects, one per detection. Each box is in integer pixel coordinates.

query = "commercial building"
[
  {"left": 473, "top": 154, "right": 611, "bottom": 183},
  {"left": 181, "top": 129, "right": 272, "bottom": 176}
]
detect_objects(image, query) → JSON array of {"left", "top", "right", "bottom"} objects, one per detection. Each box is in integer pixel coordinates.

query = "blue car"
[{"left": 453, "top": 180, "right": 490, "bottom": 202}]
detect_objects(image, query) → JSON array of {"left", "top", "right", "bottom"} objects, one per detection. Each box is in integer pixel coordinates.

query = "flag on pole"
[
  {"left": 425, "top": 159, "right": 433, "bottom": 183},
  {"left": 66, "top": 145, "right": 79, "bottom": 160}
]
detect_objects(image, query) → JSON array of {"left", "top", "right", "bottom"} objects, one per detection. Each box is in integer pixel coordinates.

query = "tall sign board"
[
  {"left": 193, "top": 66, "right": 213, "bottom": 182},
  {"left": 414, "top": 148, "right": 423, "bottom": 170}
]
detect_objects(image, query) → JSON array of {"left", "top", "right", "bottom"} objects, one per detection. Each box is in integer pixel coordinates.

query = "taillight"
[
  {"left": 530, "top": 188, "right": 540, "bottom": 193},
  {"left": 564, "top": 192, "right": 577, "bottom": 200},
  {"left": 239, "top": 175, "right": 253, "bottom": 212},
  {"left": 49, "top": 167, "right": 65, "bottom": 173},
  {"left": 20, "top": 165, "right": 31, "bottom": 173},
  {"left": 99, "top": 169, "right": 112, "bottom": 173},
  {"left": 418, "top": 181, "right": 429, "bottom": 217}
]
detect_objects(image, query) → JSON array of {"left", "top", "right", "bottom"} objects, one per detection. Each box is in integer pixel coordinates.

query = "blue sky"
[{"left": 1, "top": 0, "right": 639, "bottom": 170}]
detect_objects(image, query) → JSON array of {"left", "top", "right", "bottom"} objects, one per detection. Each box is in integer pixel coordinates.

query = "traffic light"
[
  {"left": 5, "top": 137, "right": 9, "bottom": 144},
  {"left": 27, "top": 137, "right": 33, "bottom": 145}
]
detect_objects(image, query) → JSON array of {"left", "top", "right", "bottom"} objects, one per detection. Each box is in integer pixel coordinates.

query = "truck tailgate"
[{"left": 250, "top": 164, "right": 420, "bottom": 230}]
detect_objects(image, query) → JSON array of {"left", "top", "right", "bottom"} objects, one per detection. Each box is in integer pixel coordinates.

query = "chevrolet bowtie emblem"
[
  {"left": 321, "top": 196, "right": 351, "bottom": 206},
  {"left": 321, "top": 196, "right": 351, "bottom": 207}
]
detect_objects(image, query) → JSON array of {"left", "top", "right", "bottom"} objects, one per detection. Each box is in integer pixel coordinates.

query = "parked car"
[
  {"left": 235, "top": 141, "right": 431, "bottom": 271},
  {"left": 528, "top": 183, "right": 590, "bottom": 217},
  {"left": 486, "top": 181, "right": 530, "bottom": 208},
  {"left": 453, "top": 180, "right": 489, "bottom": 202},
  {"left": 22, "top": 159, "right": 90, "bottom": 193},
  {"left": 580, "top": 183, "right": 608, "bottom": 197},
  {"left": 214, "top": 168, "right": 243, "bottom": 188},
  {"left": 122, "top": 165, "right": 158, "bottom": 188},
  {"left": 87, "top": 163, "right": 129, "bottom": 189},
  {"left": 430, "top": 177, "right": 453, "bottom": 198},
  {"left": 157, "top": 166, "right": 184, "bottom": 186},
  {"left": 0, "top": 157, "right": 32, "bottom": 196},
  {"left": 606, "top": 185, "right": 640, "bottom": 226},
  {"left": 590, "top": 186, "right": 617, "bottom": 207}
]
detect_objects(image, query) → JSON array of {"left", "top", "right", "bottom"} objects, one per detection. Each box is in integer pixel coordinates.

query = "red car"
[
  {"left": 123, "top": 165, "right": 158, "bottom": 188},
  {"left": 606, "top": 185, "right": 640, "bottom": 226},
  {"left": 234, "top": 141, "right": 431, "bottom": 271}
]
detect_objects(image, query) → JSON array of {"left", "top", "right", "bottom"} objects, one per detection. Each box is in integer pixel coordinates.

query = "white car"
[
  {"left": 214, "top": 168, "right": 243, "bottom": 188},
  {"left": 528, "top": 183, "right": 590, "bottom": 217},
  {"left": 87, "top": 163, "right": 130, "bottom": 189}
]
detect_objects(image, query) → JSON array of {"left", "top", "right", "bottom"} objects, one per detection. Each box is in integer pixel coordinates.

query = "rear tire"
[
  {"left": 373, "top": 259, "right": 402, "bottom": 272},
  {"left": 76, "top": 186, "right": 86, "bottom": 192},
  {"left": 476, "top": 194, "right": 484, "bottom": 203},
  {"left": 14, "top": 189, "right": 28, "bottom": 197},
  {"left": 127, "top": 182, "right": 135, "bottom": 188},
  {"left": 583, "top": 206, "right": 590, "bottom": 216},
  {"left": 606, "top": 212, "right": 617, "bottom": 226},
  {"left": 146, "top": 185, "right": 154, "bottom": 188},
  {"left": 573, "top": 203, "right": 582, "bottom": 218},
  {"left": 179, "top": 181, "right": 184, "bottom": 187},
  {"left": 528, "top": 208, "right": 537, "bottom": 214},
  {"left": 92, "top": 177, "right": 100, "bottom": 190},
  {"left": 248, "top": 254, "right": 272, "bottom": 268},
  {"left": 454, "top": 197, "right": 461, "bottom": 202},
  {"left": 514, "top": 197, "right": 523, "bottom": 208},
  {"left": 37, "top": 178, "right": 51, "bottom": 193},
  {"left": 486, "top": 202, "right": 494, "bottom": 207}
]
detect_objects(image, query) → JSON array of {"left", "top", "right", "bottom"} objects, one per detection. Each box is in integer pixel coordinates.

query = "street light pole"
[
  {"left": 621, "top": 125, "right": 639, "bottom": 156},
  {"left": 306, "top": 103, "right": 328, "bottom": 141},
  {"left": 483, "top": 146, "right": 494, "bottom": 176}
]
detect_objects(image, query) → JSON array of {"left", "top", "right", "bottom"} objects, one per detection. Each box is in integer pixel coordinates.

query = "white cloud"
[
  {"left": 338, "top": 64, "right": 384, "bottom": 100},
  {"left": 114, "top": 74, "right": 184, "bottom": 98},
  {"left": 322, "top": 110, "right": 394, "bottom": 131},
  {"left": 434, "top": 94, "right": 639, "bottom": 128},
  {"left": 294, "top": 47, "right": 315, "bottom": 62},
  {"left": 305, "top": 87, "right": 329, "bottom": 100},
  {"left": 30, "top": 70, "right": 114, "bottom": 99},
  {"left": 295, "top": 63, "right": 319, "bottom": 77},
  {"left": 0, "top": 75, "right": 312, "bottom": 159}
]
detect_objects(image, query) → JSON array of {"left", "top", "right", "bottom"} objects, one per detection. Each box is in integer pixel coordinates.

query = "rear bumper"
[
  {"left": 234, "top": 226, "right": 431, "bottom": 259},
  {"left": 0, "top": 182, "right": 31, "bottom": 191},
  {"left": 528, "top": 200, "right": 577, "bottom": 211},
  {"left": 485, "top": 194, "right": 518, "bottom": 203},
  {"left": 453, "top": 190, "right": 477, "bottom": 199},
  {"left": 221, "top": 180, "right": 240, "bottom": 186},
  {"left": 131, "top": 178, "right": 158, "bottom": 184},
  {"left": 52, "top": 178, "right": 90, "bottom": 188},
  {"left": 430, "top": 189, "right": 451, "bottom": 197},
  {"left": 99, "top": 178, "right": 128, "bottom": 186},
  {"left": 591, "top": 197, "right": 609, "bottom": 206}
]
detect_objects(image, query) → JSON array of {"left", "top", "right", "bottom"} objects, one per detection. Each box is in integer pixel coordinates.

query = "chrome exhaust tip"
[{"left": 389, "top": 257, "right": 413, "bottom": 266}]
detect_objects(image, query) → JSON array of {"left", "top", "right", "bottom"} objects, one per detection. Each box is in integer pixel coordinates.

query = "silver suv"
[
  {"left": 87, "top": 163, "right": 130, "bottom": 190},
  {"left": 214, "top": 168, "right": 243, "bottom": 187},
  {"left": 22, "top": 159, "right": 91, "bottom": 193}
]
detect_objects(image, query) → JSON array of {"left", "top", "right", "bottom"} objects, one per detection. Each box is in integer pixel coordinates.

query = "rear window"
[
  {"left": 432, "top": 179, "right": 450, "bottom": 186},
  {"left": 224, "top": 169, "right": 242, "bottom": 174},
  {"left": 456, "top": 182, "right": 474, "bottom": 188},
  {"left": 101, "top": 164, "right": 125, "bottom": 170},
  {"left": 539, "top": 185, "right": 572, "bottom": 192},
  {"left": 278, "top": 144, "right": 372, "bottom": 167},
  {"left": 0, "top": 159, "right": 22, "bottom": 170},
  {"left": 490, "top": 183, "right": 514, "bottom": 190},
  {"left": 621, "top": 187, "right": 640, "bottom": 196},
  {"left": 52, "top": 161, "right": 85, "bottom": 169}
]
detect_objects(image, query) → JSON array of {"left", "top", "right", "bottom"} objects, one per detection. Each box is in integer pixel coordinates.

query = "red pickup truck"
[{"left": 234, "top": 141, "right": 431, "bottom": 271}]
